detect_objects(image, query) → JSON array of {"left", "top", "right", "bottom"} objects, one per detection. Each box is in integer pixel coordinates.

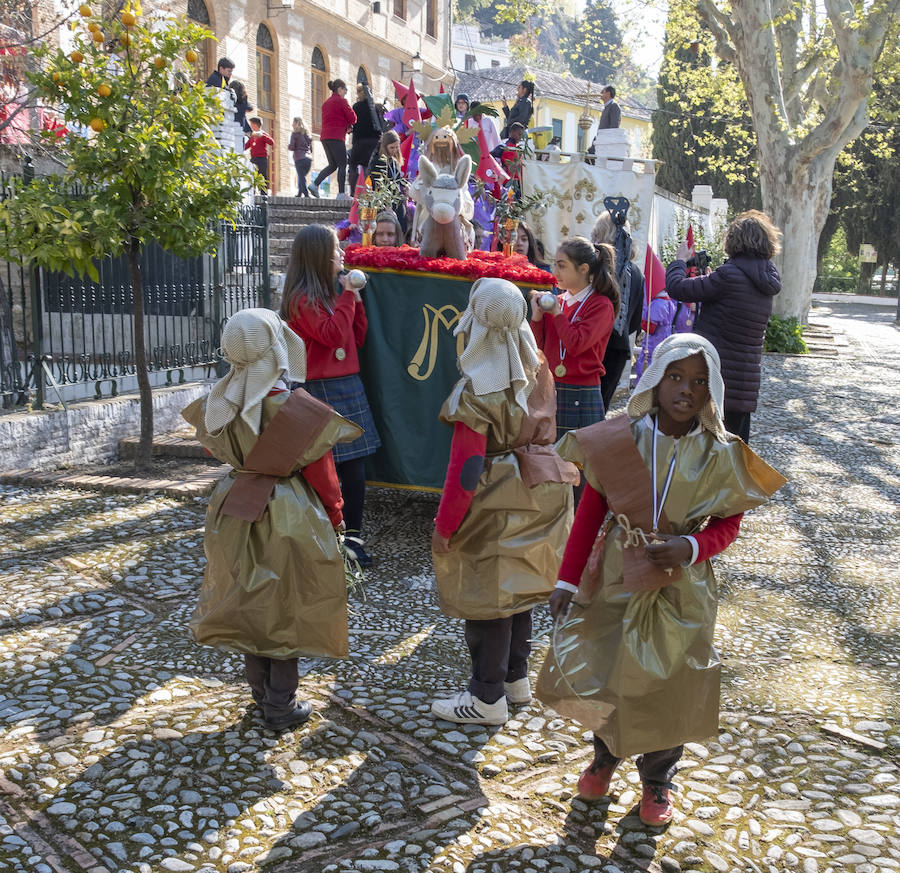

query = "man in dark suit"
[{"left": 597, "top": 85, "right": 621, "bottom": 129}]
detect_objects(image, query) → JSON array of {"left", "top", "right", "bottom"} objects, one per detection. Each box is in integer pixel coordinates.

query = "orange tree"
[{"left": 0, "top": 5, "right": 257, "bottom": 469}]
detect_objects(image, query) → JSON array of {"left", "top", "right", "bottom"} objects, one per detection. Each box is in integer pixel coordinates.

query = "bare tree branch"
[{"left": 695, "top": 0, "right": 738, "bottom": 64}]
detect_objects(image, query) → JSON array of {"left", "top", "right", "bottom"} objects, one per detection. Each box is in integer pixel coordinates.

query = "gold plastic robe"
[
  {"left": 182, "top": 392, "right": 361, "bottom": 660},
  {"left": 433, "top": 361, "right": 578, "bottom": 620},
  {"left": 536, "top": 416, "right": 786, "bottom": 757}
]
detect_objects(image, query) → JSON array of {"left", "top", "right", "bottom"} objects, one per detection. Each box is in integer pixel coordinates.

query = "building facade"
[
  {"left": 177, "top": 0, "right": 452, "bottom": 194},
  {"left": 449, "top": 23, "right": 510, "bottom": 74}
]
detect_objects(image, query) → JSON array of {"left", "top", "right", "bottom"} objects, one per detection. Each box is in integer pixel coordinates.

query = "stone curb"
[{"left": 0, "top": 465, "right": 228, "bottom": 498}]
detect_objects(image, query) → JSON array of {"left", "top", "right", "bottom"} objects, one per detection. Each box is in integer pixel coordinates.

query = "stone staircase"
[{"left": 265, "top": 196, "right": 351, "bottom": 276}]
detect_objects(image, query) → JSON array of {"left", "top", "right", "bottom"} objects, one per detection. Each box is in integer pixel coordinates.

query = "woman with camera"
[{"left": 665, "top": 210, "right": 782, "bottom": 443}]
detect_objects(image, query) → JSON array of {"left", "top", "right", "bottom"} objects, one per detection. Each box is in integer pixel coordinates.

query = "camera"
[{"left": 687, "top": 249, "right": 711, "bottom": 272}]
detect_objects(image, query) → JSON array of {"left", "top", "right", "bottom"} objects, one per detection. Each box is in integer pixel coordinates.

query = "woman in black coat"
[
  {"left": 665, "top": 210, "right": 782, "bottom": 442},
  {"left": 501, "top": 80, "right": 534, "bottom": 138}
]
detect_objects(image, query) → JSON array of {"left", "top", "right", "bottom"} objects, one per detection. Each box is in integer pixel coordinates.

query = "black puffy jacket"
[{"left": 665, "top": 255, "right": 781, "bottom": 413}]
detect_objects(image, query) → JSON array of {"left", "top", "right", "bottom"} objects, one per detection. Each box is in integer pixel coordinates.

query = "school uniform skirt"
[
  {"left": 304, "top": 374, "right": 382, "bottom": 463},
  {"left": 554, "top": 382, "right": 605, "bottom": 441}
]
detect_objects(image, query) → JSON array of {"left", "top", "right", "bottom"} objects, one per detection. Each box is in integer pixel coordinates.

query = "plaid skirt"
[
  {"left": 555, "top": 382, "right": 606, "bottom": 441},
  {"left": 304, "top": 374, "right": 381, "bottom": 463}
]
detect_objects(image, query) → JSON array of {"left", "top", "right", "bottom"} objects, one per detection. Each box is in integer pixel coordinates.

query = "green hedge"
[{"left": 765, "top": 315, "right": 808, "bottom": 354}]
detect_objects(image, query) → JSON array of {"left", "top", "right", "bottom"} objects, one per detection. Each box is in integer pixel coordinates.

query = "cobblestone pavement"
[{"left": 1, "top": 301, "right": 898, "bottom": 873}]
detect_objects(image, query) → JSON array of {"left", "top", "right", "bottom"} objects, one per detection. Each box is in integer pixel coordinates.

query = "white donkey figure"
[{"left": 416, "top": 154, "right": 472, "bottom": 261}]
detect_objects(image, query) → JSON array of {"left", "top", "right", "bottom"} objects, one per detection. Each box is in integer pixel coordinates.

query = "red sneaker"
[
  {"left": 576, "top": 760, "right": 619, "bottom": 800},
  {"left": 639, "top": 783, "right": 675, "bottom": 826}
]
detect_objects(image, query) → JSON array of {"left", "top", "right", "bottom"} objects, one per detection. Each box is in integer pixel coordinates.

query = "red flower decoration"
[{"left": 344, "top": 245, "right": 556, "bottom": 287}]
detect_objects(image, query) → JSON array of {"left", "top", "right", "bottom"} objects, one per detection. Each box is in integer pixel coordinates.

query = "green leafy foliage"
[
  {"left": 0, "top": 10, "right": 257, "bottom": 275},
  {"left": 764, "top": 315, "right": 808, "bottom": 355},
  {"left": 652, "top": 0, "right": 760, "bottom": 212},
  {"left": 660, "top": 211, "right": 727, "bottom": 270}
]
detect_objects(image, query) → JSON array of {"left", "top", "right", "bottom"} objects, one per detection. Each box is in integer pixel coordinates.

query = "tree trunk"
[
  {"left": 857, "top": 260, "right": 876, "bottom": 295},
  {"left": 757, "top": 144, "right": 837, "bottom": 322},
  {"left": 126, "top": 238, "right": 154, "bottom": 472}
]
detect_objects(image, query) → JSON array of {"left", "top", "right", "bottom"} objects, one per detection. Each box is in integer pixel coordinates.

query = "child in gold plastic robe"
[
  {"left": 431, "top": 277, "right": 578, "bottom": 726},
  {"left": 182, "top": 309, "right": 361, "bottom": 732},
  {"left": 537, "top": 333, "right": 785, "bottom": 826}
]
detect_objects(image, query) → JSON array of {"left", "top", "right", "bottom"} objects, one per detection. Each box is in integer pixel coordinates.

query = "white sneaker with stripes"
[
  {"left": 431, "top": 690, "right": 508, "bottom": 725},
  {"left": 503, "top": 677, "right": 532, "bottom": 705}
]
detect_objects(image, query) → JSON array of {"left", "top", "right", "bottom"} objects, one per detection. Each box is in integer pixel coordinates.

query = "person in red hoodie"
[
  {"left": 529, "top": 237, "right": 618, "bottom": 498},
  {"left": 244, "top": 117, "right": 275, "bottom": 191},
  {"left": 310, "top": 79, "right": 357, "bottom": 198},
  {"left": 281, "top": 224, "right": 380, "bottom": 566}
]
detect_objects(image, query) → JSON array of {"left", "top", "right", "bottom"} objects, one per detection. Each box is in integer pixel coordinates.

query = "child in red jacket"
[
  {"left": 281, "top": 224, "right": 380, "bottom": 566},
  {"left": 244, "top": 117, "right": 275, "bottom": 191}
]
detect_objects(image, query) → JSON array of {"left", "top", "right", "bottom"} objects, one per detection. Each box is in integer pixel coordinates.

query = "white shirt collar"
[
  {"left": 560, "top": 285, "right": 592, "bottom": 305},
  {"left": 642, "top": 413, "right": 703, "bottom": 438}
]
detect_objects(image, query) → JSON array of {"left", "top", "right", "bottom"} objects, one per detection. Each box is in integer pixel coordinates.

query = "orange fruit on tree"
[
  {"left": 121, "top": 11, "right": 136, "bottom": 26},
  {"left": 51, "top": 71, "right": 61, "bottom": 83},
  {"left": 119, "top": 33, "right": 131, "bottom": 46},
  {"left": 185, "top": 49, "right": 198, "bottom": 64},
  {"left": 88, "top": 22, "right": 99, "bottom": 32},
  {"left": 79, "top": 4, "right": 92, "bottom": 16},
  {"left": 153, "top": 56, "right": 166, "bottom": 69},
  {"left": 70, "top": 50, "right": 84, "bottom": 64},
  {"left": 92, "top": 30, "right": 105, "bottom": 42},
  {"left": 89, "top": 118, "right": 105, "bottom": 132},
  {"left": 97, "top": 83, "right": 111, "bottom": 97}
]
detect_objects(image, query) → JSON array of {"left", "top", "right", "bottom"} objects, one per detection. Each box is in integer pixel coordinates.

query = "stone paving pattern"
[{"left": 0, "top": 301, "right": 898, "bottom": 873}]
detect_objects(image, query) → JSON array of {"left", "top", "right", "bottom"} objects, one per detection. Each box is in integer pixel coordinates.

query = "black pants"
[
  {"left": 592, "top": 735, "right": 683, "bottom": 786},
  {"left": 294, "top": 157, "right": 312, "bottom": 196},
  {"left": 244, "top": 654, "right": 298, "bottom": 721},
  {"left": 601, "top": 346, "right": 630, "bottom": 411},
  {"left": 336, "top": 456, "right": 366, "bottom": 535},
  {"left": 314, "top": 139, "right": 348, "bottom": 194},
  {"left": 348, "top": 137, "right": 380, "bottom": 194},
  {"left": 250, "top": 156, "right": 269, "bottom": 191},
  {"left": 724, "top": 410, "right": 751, "bottom": 443},
  {"left": 465, "top": 610, "right": 532, "bottom": 704}
]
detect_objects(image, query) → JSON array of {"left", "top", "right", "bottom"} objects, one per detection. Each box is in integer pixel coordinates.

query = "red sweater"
[
  {"left": 558, "top": 483, "right": 743, "bottom": 586},
  {"left": 531, "top": 293, "right": 614, "bottom": 385},
  {"left": 320, "top": 93, "right": 357, "bottom": 140},
  {"left": 288, "top": 291, "right": 367, "bottom": 380},
  {"left": 244, "top": 130, "right": 274, "bottom": 158}
]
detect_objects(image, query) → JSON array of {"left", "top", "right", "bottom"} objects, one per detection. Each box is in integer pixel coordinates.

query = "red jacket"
[
  {"left": 244, "top": 130, "right": 274, "bottom": 158},
  {"left": 530, "top": 293, "right": 614, "bottom": 385},
  {"left": 320, "top": 93, "right": 357, "bottom": 141},
  {"left": 287, "top": 291, "right": 367, "bottom": 380}
]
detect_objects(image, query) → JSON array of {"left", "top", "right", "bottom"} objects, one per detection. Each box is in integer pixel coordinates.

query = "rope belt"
[{"left": 616, "top": 513, "right": 673, "bottom": 576}]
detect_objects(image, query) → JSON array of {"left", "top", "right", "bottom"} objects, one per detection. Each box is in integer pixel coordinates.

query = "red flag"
[
  {"left": 644, "top": 245, "right": 666, "bottom": 301},
  {"left": 439, "top": 83, "right": 445, "bottom": 93},
  {"left": 686, "top": 224, "right": 695, "bottom": 252},
  {"left": 402, "top": 80, "right": 421, "bottom": 129},
  {"left": 400, "top": 132, "right": 414, "bottom": 174},
  {"left": 348, "top": 174, "right": 369, "bottom": 226}
]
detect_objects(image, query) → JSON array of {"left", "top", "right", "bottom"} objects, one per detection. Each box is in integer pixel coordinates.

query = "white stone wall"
[{"left": 0, "top": 382, "right": 213, "bottom": 471}]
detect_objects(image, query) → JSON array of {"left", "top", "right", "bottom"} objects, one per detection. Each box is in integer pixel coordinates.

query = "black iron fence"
[{"left": 0, "top": 164, "right": 269, "bottom": 410}]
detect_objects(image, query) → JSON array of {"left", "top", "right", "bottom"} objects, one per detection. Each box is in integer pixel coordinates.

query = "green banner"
[{"left": 359, "top": 270, "right": 470, "bottom": 490}]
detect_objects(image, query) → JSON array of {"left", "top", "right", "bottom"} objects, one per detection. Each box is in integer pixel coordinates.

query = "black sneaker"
[
  {"left": 344, "top": 535, "right": 372, "bottom": 568},
  {"left": 263, "top": 701, "right": 312, "bottom": 732}
]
